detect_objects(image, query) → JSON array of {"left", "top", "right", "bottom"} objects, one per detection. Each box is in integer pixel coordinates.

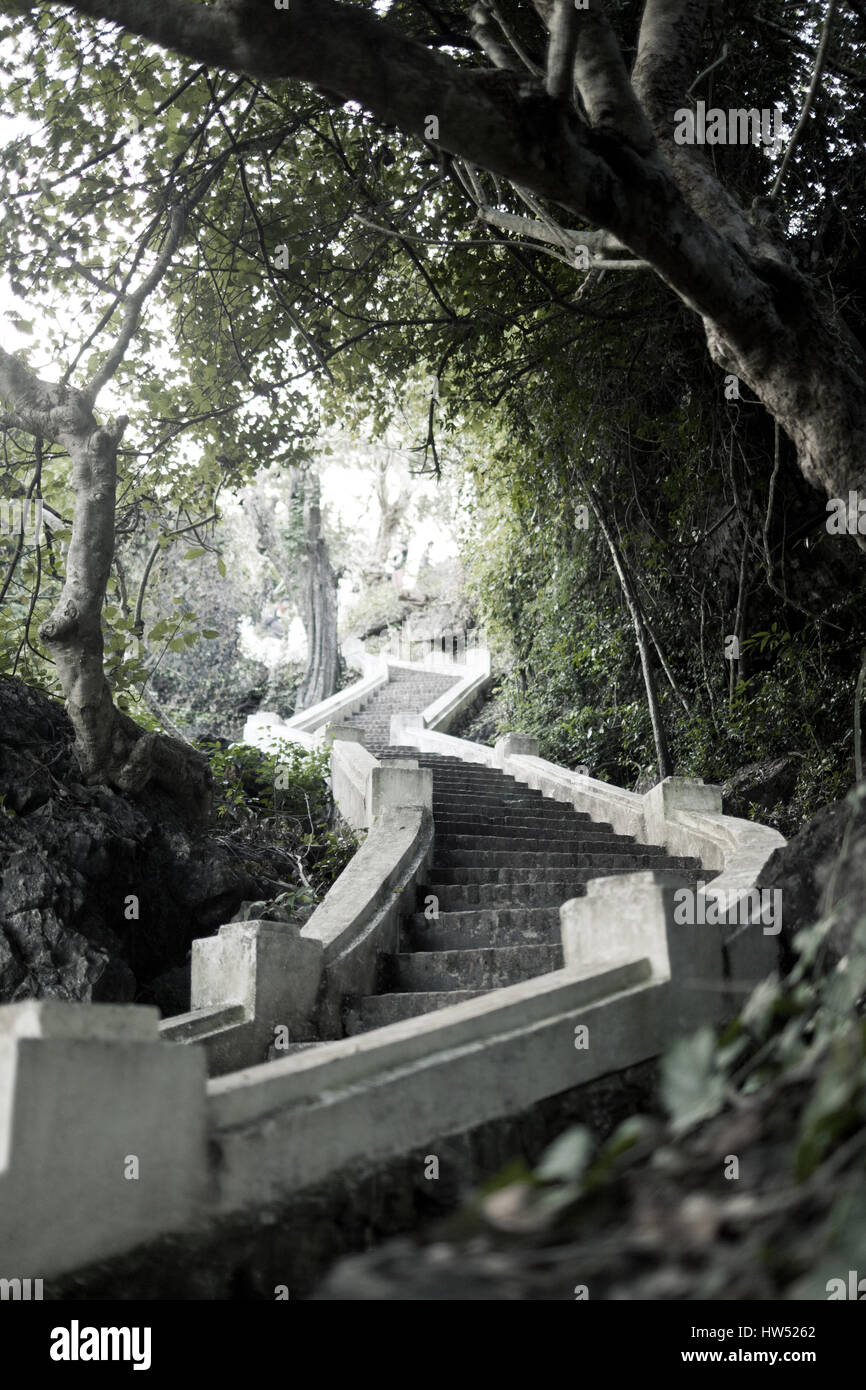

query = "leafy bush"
[{"left": 200, "top": 737, "right": 359, "bottom": 910}]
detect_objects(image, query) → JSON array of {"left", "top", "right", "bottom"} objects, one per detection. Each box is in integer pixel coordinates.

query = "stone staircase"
[
  {"left": 339, "top": 667, "right": 459, "bottom": 756},
  {"left": 342, "top": 750, "right": 710, "bottom": 1035}
]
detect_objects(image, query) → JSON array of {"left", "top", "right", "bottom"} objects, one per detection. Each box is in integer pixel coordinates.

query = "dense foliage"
[{"left": 205, "top": 737, "right": 358, "bottom": 913}]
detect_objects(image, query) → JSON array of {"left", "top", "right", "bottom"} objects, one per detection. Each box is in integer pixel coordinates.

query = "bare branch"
[
  {"left": 469, "top": 0, "right": 523, "bottom": 71},
  {"left": 687, "top": 40, "right": 729, "bottom": 95},
  {"left": 770, "top": 0, "right": 839, "bottom": 205},
  {"left": 357, "top": 206, "right": 646, "bottom": 268},
  {"left": 512, "top": 182, "right": 577, "bottom": 251},
  {"left": 477, "top": 205, "right": 633, "bottom": 258},
  {"left": 451, "top": 158, "right": 487, "bottom": 207},
  {"left": 481, "top": 0, "right": 543, "bottom": 77},
  {"left": 84, "top": 206, "right": 186, "bottom": 403}
]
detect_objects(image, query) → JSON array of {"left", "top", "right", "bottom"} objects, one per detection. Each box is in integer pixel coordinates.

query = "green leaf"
[
  {"left": 183, "top": 547, "right": 206, "bottom": 559},
  {"left": 661, "top": 1027, "right": 726, "bottom": 1135},
  {"left": 535, "top": 1125, "right": 593, "bottom": 1185}
]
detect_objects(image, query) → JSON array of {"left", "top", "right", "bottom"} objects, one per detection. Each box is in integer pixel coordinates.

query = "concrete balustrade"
[
  {"left": 305, "top": 804, "right": 434, "bottom": 1038},
  {"left": 410, "top": 649, "right": 492, "bottom": 734},
  {"left": 280, "top": 663, "right": 390, "bottom": 734},
  {"left": 560, "top": 871, "right": 770, "bottom": 1036},
  {"left": 158, "top": 748, "right": 434, "bottom": 1072},
  {"left": 159, "top": 920, "right": 324, "bottom": 1076},
  {"left": 0, "top": 1002, "right": 207, "bottom": 1277},
  {"left": 1, "top": 866, "right": 760, "bottom": 1276},
  {"left": 329, "top": 734, "right": 377, "bottom": 831},
  {"left": 208, "top": 955, "right": 655, "bottom": 1215},
  {"left": 389, "top": 714, "right": 496, "bottom": 765}
]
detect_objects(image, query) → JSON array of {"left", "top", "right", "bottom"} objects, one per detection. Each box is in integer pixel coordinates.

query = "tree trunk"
[
  {"left": 372, "top": 451, "right": 411, "bottom": 574},
  {"left": 295, "top": 472, "right": 340, "bottom": 711},
  {"left": 0, "top": 352, "right": 212, "bottom": 819}
]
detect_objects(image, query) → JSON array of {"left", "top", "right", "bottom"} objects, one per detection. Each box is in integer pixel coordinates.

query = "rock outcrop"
[
  {"left": 0, "top": 676, "right": 290, "bottom": 1011},
  {"left": 757, "top": 786, "right": 866, "bottom": 970},
  {"left": 721, "top": 754, "right": 803, "bottom": 818}
]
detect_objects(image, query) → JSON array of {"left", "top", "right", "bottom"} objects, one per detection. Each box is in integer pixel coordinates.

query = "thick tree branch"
[
  {"left": 571, "top": 7, "right": 657, "bottom": 152},
  {"left": 631, "top": 0, "right": 773, "bottom": 256},
  {"left": 545, "top": 0, "right": 579, "bottom": 101},
  {"left": 633, "top": 0, "right": 710, "bottom": 126}
]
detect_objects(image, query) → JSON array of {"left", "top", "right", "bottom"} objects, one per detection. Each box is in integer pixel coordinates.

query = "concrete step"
[
  {"left": 352, "top": 699, "right": 454, "bottom": 713},
  {"left": 419, "top": 868, "right": 702, "bottom": 910},
  {"left": 384, "top": 943, "right": 563, "bottom": 991},
  {"left": 420, "top": 882, "right": 585, "bottom": 912},
  {"left": 432, "top": 784, "right": 542, "bottom": 800},
  {"left": 428, "top": 784, "right": 531, "bottom": 798},
  {"left": 433, "top": 820, "right": 623, "bottom": 842},
  {"left": 432, "top": 791, "right": 573, "bottom": 807},
  {"left": 436, "top": 833, "right": 683, "bottom": 856},
  {"left": 426, "top": 765, "right": 522, "bottom": 777},
  {"left": 432, "top": 799, "right": 588, "bottom": 819},
  {"left": 428, "top": 770, "right": 517, "bottom": 779},
  {"left": 424, "top": 864, "right": 638, "bottom": 885},
  {"left": 344, "top": 989, "right": 489, "bottom": 1034},
  {"left": 404, "top": 906, "right": 562, "bottom": 948},
  {"left": 433, "top": 801, "right": 575, "bottom": 819},
  {"left": 436, "top": 847, "right": 701, "bottom": 870}
]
